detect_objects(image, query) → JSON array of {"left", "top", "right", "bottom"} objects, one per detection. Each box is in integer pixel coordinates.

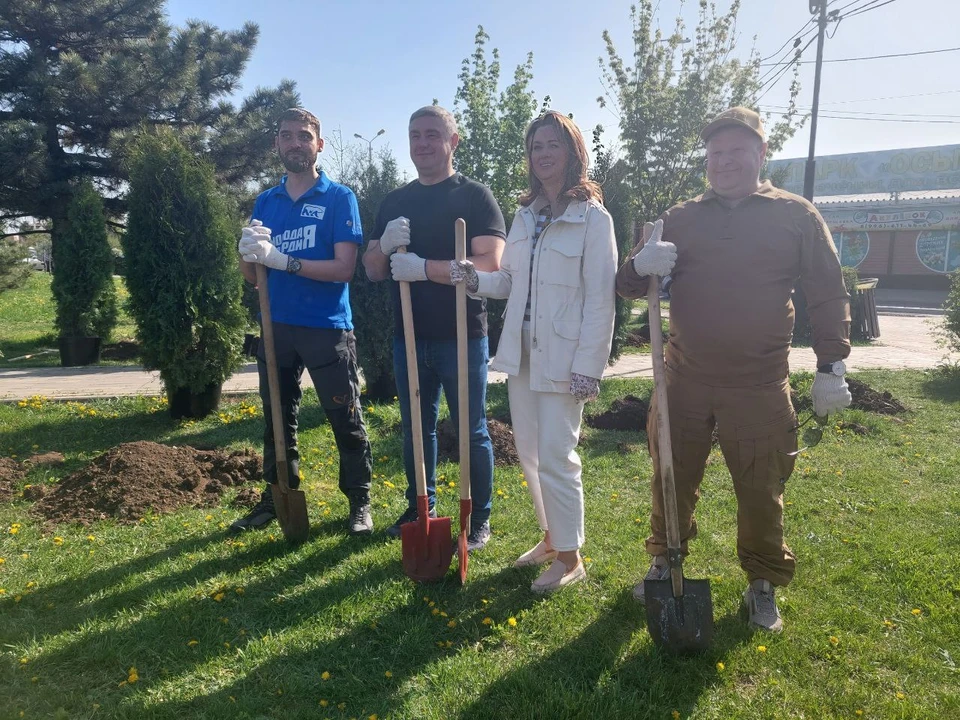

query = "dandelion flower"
[
  {"left": 911, "top": 608, "right": 921, "bottom": 616},
  {"left": 507, "top": 617, "right": 517, "bottom": 627},
  {"left": 53, "top": 536, "right": 64, "bottom": 545},
  {"left": 127, "top": 667, "right": 139, "bottom": 684},
  {"left": 855, "top": 711, "right": 863, "bottom": 716},
  {"left": 384, "top": 670, "right": 393, "bottom": 678},
  {"left": 673, "top": 712, "right": 680, "bottom": 720},
  {"left": 87, "top": 535, "right": 96, "bottom": 542},
  {"left": 447, "top": 620, "right": 456, "bottom": 628},
  {"left": 213, "top": 592, "right": 225, "bottom": 602},
  {"left": 320, "top": 699, "right": 329, "bottom": 707},
  {"left": 321, "top": 671, "right": 331, "bottom": 681},
  {"left": 482, "top": 617, "right": 493, "bottom": 625},
  {"left": 716, "top": 662, "right": 724, "bottom": 671},
  {"left": 829, "top": 636, "right": 839, "bottom": 645},
  {"left": 756, "top": 645, "right": 767, "bottom": 653},
  {"left": 896, "top": 692, "right": 905, "bottom": 700}
]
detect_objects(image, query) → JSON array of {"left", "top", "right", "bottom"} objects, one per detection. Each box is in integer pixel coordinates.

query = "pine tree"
[{"left": 0, "top": 0, "right": 298, "bottom": 250}]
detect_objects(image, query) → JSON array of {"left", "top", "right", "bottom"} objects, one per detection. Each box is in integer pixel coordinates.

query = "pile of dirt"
[
  {"left": 32, "top": 441, "right": 262, "bottom": 525},
  {"left": 23, "top": 452, "right": 65, "bottom": 467},
  {"left": 437, "top": 417, "right": 519, "bottom": 467},
  {"left": 623, "top": 325, "right": 668, "bottom": 348},
  {"left": 848, "top": 377, "right": 907, "bottom": 415},
  {"left": 0, "top": 458, "right": 25, "bottom": 502},
  {"left": 100, "top": 341, "right": 141, "bottom": 361},
  {"left": 586, "top": 395, "right": 650, "bottom": 432}
]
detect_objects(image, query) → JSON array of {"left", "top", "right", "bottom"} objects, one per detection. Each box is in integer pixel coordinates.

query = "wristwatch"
[
  {"left": 817, "top": 360, "right": 846, "bottom": 376},
  {"left": 285, "top": 256, "right": 302, "bottom": 275}
]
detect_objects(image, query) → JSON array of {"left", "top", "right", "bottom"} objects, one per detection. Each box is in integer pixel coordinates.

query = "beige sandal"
[{"left": 531, "top": 558, "right": 586, "bottom": 595}]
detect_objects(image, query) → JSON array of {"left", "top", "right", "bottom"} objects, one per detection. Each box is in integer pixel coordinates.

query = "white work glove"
[
  {"left": 812, "top": 373, "right": 852, "bottom": 416},
  {"left": 632, "top": 219, "right": 676, "bottom": 277},
  {"left": 241, "top": 237, "right": 289, "bottom": 271},
  {"left": 450, "top": 259, "right": 479, "bottom": 293},
  {"left": 238, "top": 220, "right": 270, "bottom": 256},
  {"left": 379, "top": 217, "right": 411, "bottom": 255},
  {"left": 570, "top": 373, "right": 600, "bottom": 402},
  {"left": 390, "top": 251, "right": 428, "bottom": 282}
]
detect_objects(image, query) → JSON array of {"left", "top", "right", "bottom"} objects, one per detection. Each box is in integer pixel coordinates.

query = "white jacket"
[{"left": 474, "top": 197, "right": 617, "bottom": 393}]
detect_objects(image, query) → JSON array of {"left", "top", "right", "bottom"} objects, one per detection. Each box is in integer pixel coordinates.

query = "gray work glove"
[
  {"left": 390, "top": 251, "right": 428, "bottom": 282},
  {"left": 632, "top": 219, "right": 676, "bottom": 277},
  {"left": 379, "top": 217, "right": 411, "bottom": 255},
  {"left": 570, "top": 373, "right": 600, "bottom": 402},
  {"left": 450, "top": 259, "right": 479, "bottom": 293}
]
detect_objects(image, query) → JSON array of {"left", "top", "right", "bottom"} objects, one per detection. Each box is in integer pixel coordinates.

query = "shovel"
[
  {"left": 255, "top": 264, "right": 310, "bottom": 544},
  {"left": 454, "top": 218, "right": 472, "bottom": 583},
  {"left": 398, "top": 248, "right": 454, "bottom": 581},
  {"left": 641, "top": 221, "right": 714, "bottom": 652}
]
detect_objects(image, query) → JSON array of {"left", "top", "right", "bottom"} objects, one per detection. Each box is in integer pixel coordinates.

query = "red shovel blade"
[
  {"left": 400, "top": 497, "right": 453, "bottom": 582},
  {"left": 458, "top": 498, "right": 472, "bottom": 584}
]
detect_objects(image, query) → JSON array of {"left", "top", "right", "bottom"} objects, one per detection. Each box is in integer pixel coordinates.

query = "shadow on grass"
[
  {"left": 117, "top": 564, "right": 541, "bottom": 719},
  {"left": 920, "top": 365, "right": 960, "bottom": 403},
  {"left": 457, "top": 593, "right": 755, "bottom": 720}
]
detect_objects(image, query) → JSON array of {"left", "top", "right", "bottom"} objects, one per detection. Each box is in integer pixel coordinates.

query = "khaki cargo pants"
[{"left": 646, "top": 369, "right": 798, "bottom": 586}]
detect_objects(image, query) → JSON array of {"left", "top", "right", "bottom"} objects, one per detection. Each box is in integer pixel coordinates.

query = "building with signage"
[{"left": 767, "top": 145, "right": 960, "bottom": 289}]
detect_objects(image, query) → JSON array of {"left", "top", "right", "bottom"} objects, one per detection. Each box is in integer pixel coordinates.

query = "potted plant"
[
  {"left": 122, "top": 128, "right": 246, "bottom": 419},
  {"left": 51, "top": 181, "right": 118, "bottom": 366}
]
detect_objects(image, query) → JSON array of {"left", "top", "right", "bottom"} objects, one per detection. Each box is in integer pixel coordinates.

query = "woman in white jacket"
[{"left": 450, "top": 111, "right": 617, "bottom": 593}]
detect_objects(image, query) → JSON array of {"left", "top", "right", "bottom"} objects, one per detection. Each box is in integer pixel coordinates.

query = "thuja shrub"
[
  {"left": 51, "top": 180, "right": 118, "bottom": 338},
  {"left": 122, "top": 128, "right": 246, "bottom": 394}
]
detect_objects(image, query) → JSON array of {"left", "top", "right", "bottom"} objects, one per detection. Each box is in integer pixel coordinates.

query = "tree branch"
[{"left": 0, "top": 228, "right": 50, "bottom": 240}]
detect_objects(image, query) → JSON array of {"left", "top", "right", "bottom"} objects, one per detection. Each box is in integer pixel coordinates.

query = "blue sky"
[{"left": 165, "top": 0, "right": 960, "bottom": 178}]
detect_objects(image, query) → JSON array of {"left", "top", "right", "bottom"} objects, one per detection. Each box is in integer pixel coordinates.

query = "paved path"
[{"left": 0, "top": 313, "right": 953, "bottom": 402}]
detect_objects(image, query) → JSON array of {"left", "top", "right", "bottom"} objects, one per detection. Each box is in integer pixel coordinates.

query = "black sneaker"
[
  {"left": 455, "top": 520, "right": 491, "bottom": 555},
  {"left": 229, "top": 488, "right": 276, "bottom": 532},
  {"left": 385, "top": 505, "right": 437, "bottom": 539},
  {"left": 347, "top": 497, "right": 373, "bottom": 536}
]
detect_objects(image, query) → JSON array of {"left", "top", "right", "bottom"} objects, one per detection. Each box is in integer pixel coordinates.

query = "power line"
[
  {"left": 817, "top": 115, "right": 960, "bottom": 124},
  {"left": 814, "top": 88, "right": 960, "bottom": 106},
  {"left": 840, "top": 0, "right": 898, "bottom": 20},
  {"left": 756, "top": 34, "right": 817, "bottom": 102},
  {"left": 764, "top": 105, "right": 960, "bottom": 120},
  {"left": 759, "top": 17, "right": 816, "bottom": 62},
  {"left": 759, "top": 45, "right": 960, "bottom": 66}
]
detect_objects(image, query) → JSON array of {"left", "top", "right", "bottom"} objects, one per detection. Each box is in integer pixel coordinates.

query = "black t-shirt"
[{"left": 373, "top": 174, "right": 506, "bottom": 340}]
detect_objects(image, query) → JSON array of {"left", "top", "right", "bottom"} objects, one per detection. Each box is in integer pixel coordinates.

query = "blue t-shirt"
[{"left": 251, "top": 172, "right": 363, "bottom": 329}]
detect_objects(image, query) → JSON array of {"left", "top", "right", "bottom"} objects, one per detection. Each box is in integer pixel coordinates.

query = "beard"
[{"left": 280, "top": 149, "right": 317, "bottom": 173}]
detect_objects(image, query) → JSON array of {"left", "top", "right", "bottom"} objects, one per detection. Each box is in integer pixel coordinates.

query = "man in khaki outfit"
[{"left": 616, "top": 107, "right": 853, "bottom": 632}]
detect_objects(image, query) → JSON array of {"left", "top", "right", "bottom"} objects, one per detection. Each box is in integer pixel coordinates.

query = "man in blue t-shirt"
[
  {"left": 233, "top": 107, "right": 374, "bottom": 535},
  {"left": 362, "top": 105, "right": 506, "bottom": 550}
]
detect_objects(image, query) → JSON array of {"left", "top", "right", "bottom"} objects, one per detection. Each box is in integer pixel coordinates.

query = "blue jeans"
[{"left": 393, "top": 336, "right": 494, "bottom": 526}]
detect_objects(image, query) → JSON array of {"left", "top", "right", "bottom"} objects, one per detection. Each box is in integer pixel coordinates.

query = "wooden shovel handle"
[
  {"left": 255, "top": 264, "right": 290, "bottom": 492},
  {"left": 643, "top": 222, "right": 683, "bottom": 597},
  {"left": 397, "top": 248, "right": 429, "bottom": 501},
  {"left": 455, "top": 219, "right": 471, "bottom": 532}
]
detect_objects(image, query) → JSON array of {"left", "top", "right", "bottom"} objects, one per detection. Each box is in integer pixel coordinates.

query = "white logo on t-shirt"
[{"left": 301, "top": 204, "right": 326, "bottom": 219}]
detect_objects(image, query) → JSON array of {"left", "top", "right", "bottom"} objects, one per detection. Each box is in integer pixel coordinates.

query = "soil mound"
[
  {"left": 100, "top": 341, "right": 141, "bottom": 361},
  {"left": 586, "top": 395, "right": 650, "bottom": 432},
  {"left": 437, "top": 417, "right": 519, "bottom": 467},
  {"left": 847, "top": 377, "right": 907, "bottom": 415},
  {"left": 0, "top": 458, "right": 25, "bottom": 502},
  {"left": 32, "top": 441, "right": 262, "bottom": 525}
]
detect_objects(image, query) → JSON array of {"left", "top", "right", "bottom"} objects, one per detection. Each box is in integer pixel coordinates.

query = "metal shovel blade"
[
  {"left": 271, "top": 467, "right": 309, "bottom": 543},
  {"left": 400, "top": 497, "right": 453, "bottom": 582},
  {"left": 644, "top": 576, "right": 714, "bottom": 653}
]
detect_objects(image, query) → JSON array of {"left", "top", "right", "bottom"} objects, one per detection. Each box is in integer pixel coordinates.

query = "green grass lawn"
[
  {"left": 1, "top": 371, "right": 958, "bottom": 719},
  {"left": 0, "top": 273, "right": 138, "bottom": 367}
]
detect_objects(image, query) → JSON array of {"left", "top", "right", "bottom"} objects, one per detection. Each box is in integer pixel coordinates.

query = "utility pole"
[
  {"left": 803, "top": 0, "right": 829, "bottom": 201},
  {"left": 354, "top": 129, "right": 385, "bottom": 166}
]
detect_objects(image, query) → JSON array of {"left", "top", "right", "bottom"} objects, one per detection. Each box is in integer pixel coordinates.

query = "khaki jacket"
[{"left": 474, "top": 198, "right": 617, "bottom": 392}]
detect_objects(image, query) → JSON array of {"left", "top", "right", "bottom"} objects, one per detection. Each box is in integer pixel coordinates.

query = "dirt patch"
[
  {"left": 231, "top": 486, "right": 262, "bottom": 509},
  {"left": 32, "top": 441, "right": 262, "bottom": 526},
  {"left": 22, "top": 484, "right": 48, "bottom": 501},
  {"left": 437, "top": 417, "right": 519, "bottom": 467},
  {"left": 837, "top": 420, "right": 870, "bottom": 436},
  {"left": 23, "top": 452, "right": 65, "bottom": 467},
  {"left": 0, "top": 458, "right": 25, "bottom": 502},
  {"left": 623, "top": 324, "right": 668, "bottom": 348},
  {"left": 100, "top": 341, "right": 141, "bottom": 361},
  {"left": 586, "top": 395, "right": 650, "bottom": 432},
  {"left": 848, "top": 377, "right": 907, "bottom": 415}
]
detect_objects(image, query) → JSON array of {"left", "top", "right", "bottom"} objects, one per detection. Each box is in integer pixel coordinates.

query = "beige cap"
[{"left": 700, "top": 106, "right": 766, "bottom": 143}]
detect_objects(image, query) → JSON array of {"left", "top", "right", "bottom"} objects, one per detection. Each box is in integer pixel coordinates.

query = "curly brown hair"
[{"left": 519, "top": 111, "right": 602, "bottom": 207}]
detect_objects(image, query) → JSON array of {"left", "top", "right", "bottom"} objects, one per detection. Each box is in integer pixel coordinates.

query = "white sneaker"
[
  {"left": 632, "top": 555, "right": 669, "bottom": 604},
  {"left": 743, "top": 579, "right": 784, "bottom": 633}
]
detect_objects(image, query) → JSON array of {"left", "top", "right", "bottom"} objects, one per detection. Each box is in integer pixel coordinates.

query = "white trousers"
[{"left": 507, "top": 330, "right": 586, "bottom": 551}]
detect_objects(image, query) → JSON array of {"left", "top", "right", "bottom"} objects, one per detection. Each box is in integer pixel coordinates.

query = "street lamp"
[{"left": 354, "top": 129, "right": 385, "bottom": 166}]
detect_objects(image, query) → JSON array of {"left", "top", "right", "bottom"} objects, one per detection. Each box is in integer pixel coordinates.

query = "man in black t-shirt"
[{"left": 363, "top": 105, "right": 506, "bottom": 549}]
